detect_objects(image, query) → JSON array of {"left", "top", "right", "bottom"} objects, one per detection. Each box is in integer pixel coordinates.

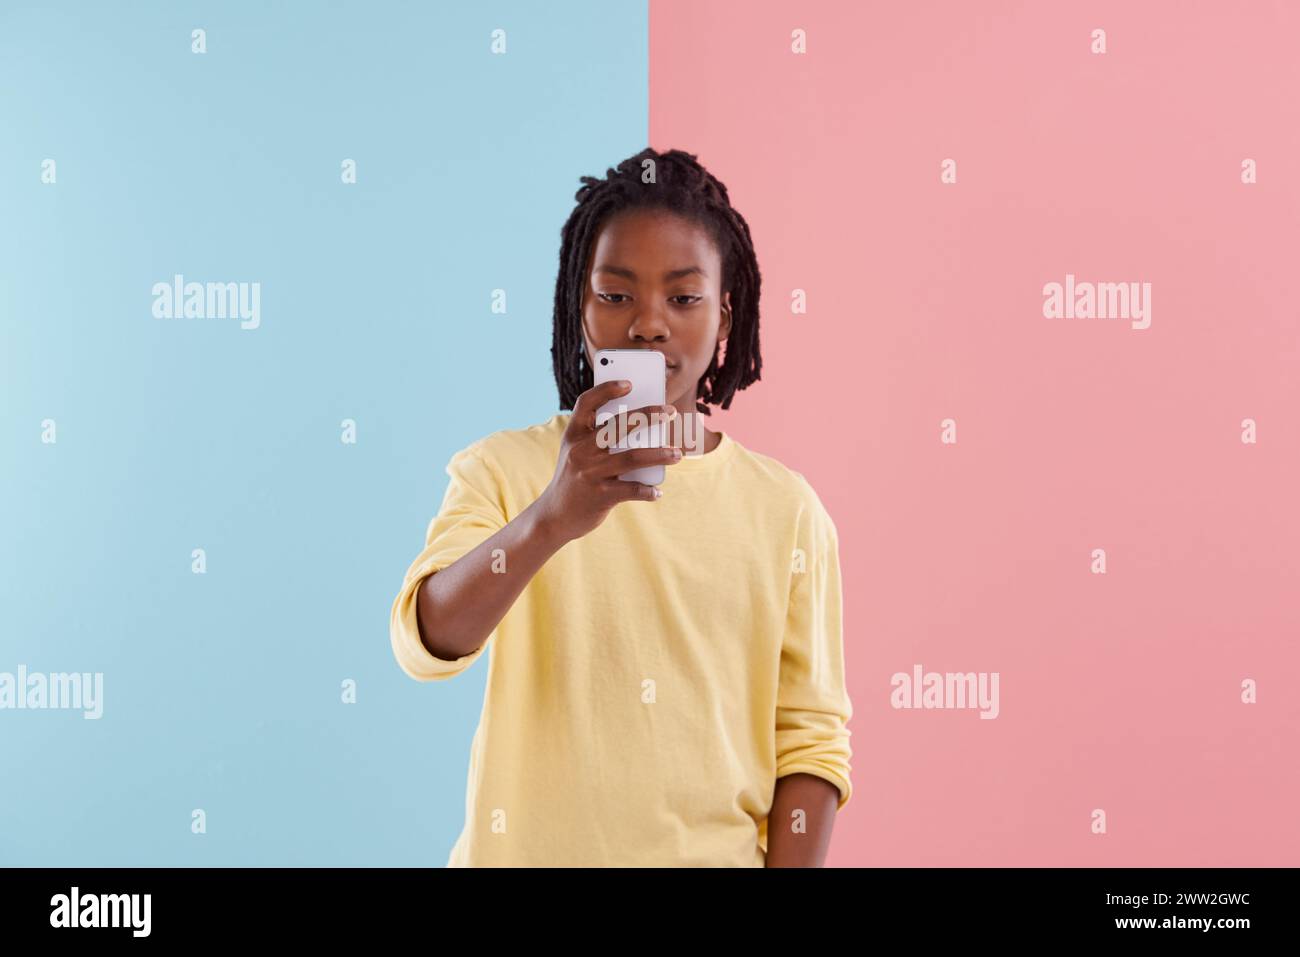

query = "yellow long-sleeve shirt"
[{"left": 389, "top": 412, "right": 853, "bottom": 866}]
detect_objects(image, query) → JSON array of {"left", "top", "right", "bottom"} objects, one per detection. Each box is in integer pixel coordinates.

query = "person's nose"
[{"left": 627, "top": 301, "right": 670, "bottom": 343}]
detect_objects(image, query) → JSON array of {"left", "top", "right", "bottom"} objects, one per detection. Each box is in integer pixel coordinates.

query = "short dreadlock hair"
[{"left": 551, "top": 147, "right": 762, "bottom": 415}]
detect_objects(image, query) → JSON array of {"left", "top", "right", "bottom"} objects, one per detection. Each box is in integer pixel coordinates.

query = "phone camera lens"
[{"left": 600, "top": 357, "right": 609, "bottom": 366}]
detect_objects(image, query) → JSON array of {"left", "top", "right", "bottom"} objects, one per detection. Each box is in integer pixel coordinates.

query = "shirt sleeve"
[
  {"left": 774, "top": 488, "right": 854, "bottom": 811},
  {"left": 389, "top": 445, "right": 509, "bottom": 682}
]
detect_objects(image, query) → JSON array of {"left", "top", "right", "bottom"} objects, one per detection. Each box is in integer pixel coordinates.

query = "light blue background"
[{"left": 0, "top": 0, "right": 647, "bottom": 865}]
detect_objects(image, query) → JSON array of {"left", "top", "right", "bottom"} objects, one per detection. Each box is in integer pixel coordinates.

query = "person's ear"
[{"left": 719, "top": 290, "right": 732, "bottom": 342}]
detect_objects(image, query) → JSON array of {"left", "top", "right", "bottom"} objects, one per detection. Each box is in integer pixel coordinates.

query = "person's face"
[{"left": 580, "top": 207, "right": 732, "bottom": 410}]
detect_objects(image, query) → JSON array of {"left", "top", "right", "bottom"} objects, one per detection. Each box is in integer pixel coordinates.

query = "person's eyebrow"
[{"left": 595, "top": 265, "right": 707, "bottom": 281}]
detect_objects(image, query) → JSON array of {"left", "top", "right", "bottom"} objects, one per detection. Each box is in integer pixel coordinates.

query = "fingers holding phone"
[{"left": 540, "top": 378, "right": 682, "bottom": 544}]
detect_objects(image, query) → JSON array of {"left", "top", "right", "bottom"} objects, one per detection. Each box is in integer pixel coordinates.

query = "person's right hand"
[{"left": 534, "top": 379, "right": 683, "bottom": 544}]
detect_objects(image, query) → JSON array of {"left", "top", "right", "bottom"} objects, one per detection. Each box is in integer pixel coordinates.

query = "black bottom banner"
[{"left": 0, "top": 866, "right": 1283, "bottom": 942}]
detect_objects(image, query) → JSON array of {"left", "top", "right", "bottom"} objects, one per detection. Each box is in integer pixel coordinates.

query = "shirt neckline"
[{"left": 670, "top": 423, "right": 736, "bottom": 470}]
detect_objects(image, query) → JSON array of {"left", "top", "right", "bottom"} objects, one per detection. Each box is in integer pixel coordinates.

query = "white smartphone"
[{"left": 593, "top": 348, "right": 668, "bottom": 485}]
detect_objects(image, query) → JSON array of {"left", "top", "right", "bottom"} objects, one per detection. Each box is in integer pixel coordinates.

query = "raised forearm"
[
  {"left": 415, "top": 497, "right": 569, "bottom": 662},
  {"left": 765, "top": 773, "right": 841, "bottom": 867}
]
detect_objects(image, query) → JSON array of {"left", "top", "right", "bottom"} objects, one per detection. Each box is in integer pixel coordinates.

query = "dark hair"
[{"left": 551, "top": 147, "right": 762, "bottom": 414}]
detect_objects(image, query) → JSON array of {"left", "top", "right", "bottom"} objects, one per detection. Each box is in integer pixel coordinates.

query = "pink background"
[{"left": 651, "top": 0, "right": 1300, "bottom": 865}]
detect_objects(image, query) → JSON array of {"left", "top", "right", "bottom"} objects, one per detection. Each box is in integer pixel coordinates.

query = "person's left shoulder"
[{"left": 732, "top": 444, "right": 839, "bottom": 541}]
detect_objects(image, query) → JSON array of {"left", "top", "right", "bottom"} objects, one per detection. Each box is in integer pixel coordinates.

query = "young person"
[{"left": 390, "top": 148, "right": 852, "bottom": 867}]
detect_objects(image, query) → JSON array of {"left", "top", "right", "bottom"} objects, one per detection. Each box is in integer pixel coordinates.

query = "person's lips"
[{"left": 642, "top": 349, "right": 677, "bottom": 369}]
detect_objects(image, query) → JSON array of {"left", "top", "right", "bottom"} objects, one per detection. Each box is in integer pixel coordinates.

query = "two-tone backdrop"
[{"left": 3, "top": 0, "right": 1296, "bottom": 866}]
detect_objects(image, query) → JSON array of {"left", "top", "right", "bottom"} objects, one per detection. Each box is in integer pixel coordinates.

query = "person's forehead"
[{"left": 591, "top": 211, "right": 719, "bottom": 263}]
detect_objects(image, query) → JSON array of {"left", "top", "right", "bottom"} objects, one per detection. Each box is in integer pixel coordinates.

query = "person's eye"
[
  {"left": 672, "top": 295, "right": 703, "bottom": 306},
  {"left": 598, "top": 293, "right": 629, "bottom": 304}
]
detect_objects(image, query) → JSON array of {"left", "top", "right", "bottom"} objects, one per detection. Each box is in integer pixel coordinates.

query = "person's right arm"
[
  {"left": 414, "top": 379, "right": 682, "bottom": 663},
  {"left": 414, "top": 495, "right": 565, "bottom": 661}
]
